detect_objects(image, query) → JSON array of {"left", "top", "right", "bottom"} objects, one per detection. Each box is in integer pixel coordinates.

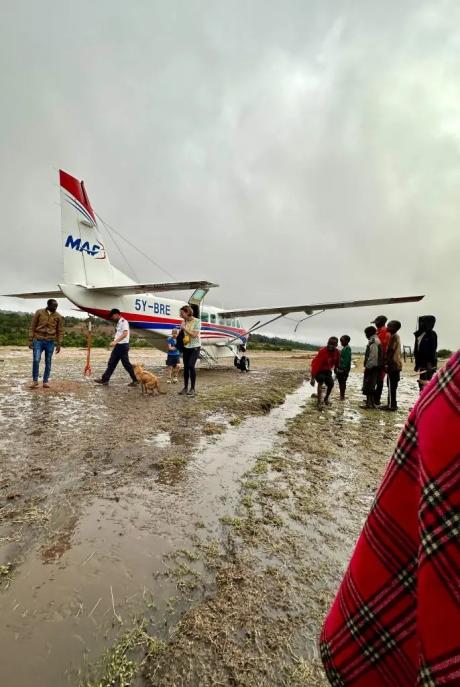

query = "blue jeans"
[{"left": 32, "top": 339, "right": 55, "bottom": 383}]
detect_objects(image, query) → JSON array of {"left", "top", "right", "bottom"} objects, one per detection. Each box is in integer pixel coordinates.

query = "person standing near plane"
[
  {"left": 336, "top": 335, "right": 352, "bottom": 400},
  {"left": 414, "top": 315, "right": 438, "bottom": 393},
  {"left": 382, "top": 320, "right": 402, "bottom": 411},
  {"left": 361, "top": 326, "right": 382, "bottom": 409},
  {"left": 310, "top": 337, "right": 340, "bottom": 408},
  {"left": 166, "top": 328, "right": 180, "bottom": 383},
  {"left": 28, "top": 299, "right": 64, "bottom": 389},
  {"left": 95, "top": 309, "right": 138, "bottom": 386},
  {"left": 371, "top": 315, "right": 390, "bottom": 405},
  {"left": 178, "top": 305, "right": 201, "bottom": 397}
]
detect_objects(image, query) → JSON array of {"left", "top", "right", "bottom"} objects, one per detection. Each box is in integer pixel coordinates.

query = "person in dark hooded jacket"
[{"left": 414, "top": 315, "right": 437, "bottom": 393}]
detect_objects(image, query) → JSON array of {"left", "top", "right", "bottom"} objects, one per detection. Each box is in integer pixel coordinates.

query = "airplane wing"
[
  {"left": 3, "top": 281, "right": 218, "bottom": 299},
  {"left": 86, "top": 280, "right": 218, "bottom": 295},
  {"left": 218, "top": 295, "right": 424, "bottom": 319},
  {"left": 3, "top": 289, "right": 64, "bottom": 299}
]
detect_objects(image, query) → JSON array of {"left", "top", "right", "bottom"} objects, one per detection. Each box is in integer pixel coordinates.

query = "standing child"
[
  {"left": 383, "top": 320, "right": 402, "bottom": 411},
  {"left": 361, "top": 326, "right": 382, "bottom": 409},
  {"left": 336, "top": 335, "right": 352, "bottom": 400},
  {"left": 166, "top": 328, "right": 180, "bottom": 383},
  {"left": 310, "top": 337, "right": 340, "bottom": 408},
  {"left": 371, "top": 315, "right": 391, "bottom": 405}
]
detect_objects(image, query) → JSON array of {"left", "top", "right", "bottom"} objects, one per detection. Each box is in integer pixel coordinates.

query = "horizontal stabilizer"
[
  {"left": 87, "top": 280, "right": 218, "bottom": 295},
  {"left": 219, "top": 295, "right": 425, "bottom": 319},
  {"left": 3, "top": 289, "right": 64, "bottom": 299}
]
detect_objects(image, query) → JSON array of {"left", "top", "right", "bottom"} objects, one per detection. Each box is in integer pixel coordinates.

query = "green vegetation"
[
  {"left": 247, "top": 333, "right": 318, "bottom": 352},
  {"left": 82, "top": 621, "right": 165, "bottom": 687},
  {"left": 438, "top": 349, "right": 453, "bottom": 359},
  {"left": 0, "top": 311, "right": 148, "bottom": 348},
  {"left": 0, "top": 310, "right": 319, "bottom": 352}
]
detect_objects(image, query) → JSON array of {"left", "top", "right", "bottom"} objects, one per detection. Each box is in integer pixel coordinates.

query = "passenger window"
[
  {"left": 210, "top": 313, "right": 216, "bottom": 324},
  {"left": 201, "top": 312, "right": 209, "bottom": 323}
]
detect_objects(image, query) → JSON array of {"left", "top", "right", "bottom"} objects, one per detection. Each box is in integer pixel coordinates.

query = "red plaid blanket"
[{"left": 321, "top": 351, "right": 460, "bottom": 686}]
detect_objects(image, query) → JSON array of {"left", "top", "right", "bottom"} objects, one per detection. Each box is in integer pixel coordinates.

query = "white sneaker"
[
  {"left": 167, "top": 379, "right": 172, "bottom": 384},
  {"left": 173, "top": 377, "right": 178, "bottom": 383}
]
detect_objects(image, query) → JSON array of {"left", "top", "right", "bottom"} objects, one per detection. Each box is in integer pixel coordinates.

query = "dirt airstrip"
[{"left": 0, "top": 347, "right": 420, "bottom": 686}]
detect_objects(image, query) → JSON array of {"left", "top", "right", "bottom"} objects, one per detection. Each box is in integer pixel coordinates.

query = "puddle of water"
[
  {"left": 144, "top": 432, "right": 171, "bottom": 447},
  {"left": 205, "top": 412, "right": 230, "bottom": 425},
  {"left": 0, "top": 382, "right": 312, "bottom": 687}
]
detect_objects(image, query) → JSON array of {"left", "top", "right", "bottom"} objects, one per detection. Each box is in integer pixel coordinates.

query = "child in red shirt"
[{"left": 310, "top": 337, "right": 340, "bottom": 408}]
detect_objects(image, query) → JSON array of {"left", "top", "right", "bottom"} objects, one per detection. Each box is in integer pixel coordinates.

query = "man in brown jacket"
[{"left": 28, "top": 299, "right": 64, "bottom": 388}]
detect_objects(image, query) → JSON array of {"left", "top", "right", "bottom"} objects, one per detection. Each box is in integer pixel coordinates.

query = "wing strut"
[
  {"left": 223, "top": 313, "right": 290, "bottom": 347},
  {"left": 293, "top": 310, "right": 325, "bottom": 333}
]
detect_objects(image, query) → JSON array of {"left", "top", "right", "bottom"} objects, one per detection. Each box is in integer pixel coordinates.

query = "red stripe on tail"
[{"left": 59, "top": 170, "right": 96, "bottom": 222}]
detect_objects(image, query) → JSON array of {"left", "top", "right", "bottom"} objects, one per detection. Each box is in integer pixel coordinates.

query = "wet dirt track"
[{"left": 0, "top": 347, "right": 421, "bottom": 686}]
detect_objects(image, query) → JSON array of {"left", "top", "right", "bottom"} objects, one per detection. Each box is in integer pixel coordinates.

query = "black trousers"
[
  {"left": 374, "top": 373, "right": 385, "bottom": 404},
  {"left": 388, "top": 370, "right": 400, "bottom": 409},
  {"left": 336, "top": 369, "right": 350, "bottom": 398},
  {"left": 183, "top": 347, "right": 200, "bottom": 390},
  {"left": 101, "top": 343, "right": 136, "bottom": 382}
]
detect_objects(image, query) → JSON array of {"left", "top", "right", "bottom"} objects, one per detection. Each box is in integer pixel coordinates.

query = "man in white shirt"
[{"left": 95, "top": 308, "right": 138, "bottom": 386}]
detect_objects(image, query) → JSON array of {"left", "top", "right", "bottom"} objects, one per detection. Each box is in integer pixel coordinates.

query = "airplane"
[{"left": 4, "top": 170, "right": 424, "bottom": 368}]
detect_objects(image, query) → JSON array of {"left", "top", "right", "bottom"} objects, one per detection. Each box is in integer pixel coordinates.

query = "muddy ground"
[{"left": 0, "top": 347, "right": 421, "bottom": 686}]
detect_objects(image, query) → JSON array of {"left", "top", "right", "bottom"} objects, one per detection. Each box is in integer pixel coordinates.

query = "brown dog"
[{"left": 133, "top": 364, "right": 166, "bottom": 395}]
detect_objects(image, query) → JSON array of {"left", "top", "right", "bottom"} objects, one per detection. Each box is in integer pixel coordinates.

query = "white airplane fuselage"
[{"left": 60, "top": 284, "right": 246, "bottom": 356}]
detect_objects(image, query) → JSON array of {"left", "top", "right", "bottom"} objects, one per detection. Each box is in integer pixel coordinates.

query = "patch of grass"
[
  {"left": 177, "top": 548, "right": 200, "bottom": 562},
  {"left": 241, "top": 494, "right": 253, "bottom": 509},
  {"left": 252, "top": 457, "right": 269, "bottom": 475},
  {"left": 157, "top": 455, "right": 187, "bottom": 471},
  {"left": 262, "top": 513, "right": 284, "bottom": 528},
  {"left": 259, "top": 485, "right": 289, "bottom": 501},
  {"left": 290, "top": 657, "right": 329, "bottom": 686},
  {"left": 229, "top": 417, "right": 242, "bottom": 426},
  {"left": 0, "top": 563, "right": 13, "bottom": 590},
  {"left": 203, "top": 423, "right": 226, "bottom": 435},
  {"left": 242, "top": 480, "right": 259, "bottom": 490},
  {"left": 82, "top": 622, "right": 165, "bottom": 687},
  {"left": 220, "top": 515, "right": 241, "bottom": 528}
]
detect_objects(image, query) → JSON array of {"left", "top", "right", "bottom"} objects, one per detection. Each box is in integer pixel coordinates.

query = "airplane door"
[{"left": 188, "top": 288, "right": 208, "bottom": 317}]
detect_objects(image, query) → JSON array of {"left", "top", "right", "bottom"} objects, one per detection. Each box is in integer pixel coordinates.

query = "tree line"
[
  {"left": 0, "top": 311, "right": 147, "bottom": 348},
  {"left": 0, "top": 310, "right": 321, "bottom": 351}
]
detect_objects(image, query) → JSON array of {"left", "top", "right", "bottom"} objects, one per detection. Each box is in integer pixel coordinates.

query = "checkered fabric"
[{"left": 321, "top": 351, "right": 460, "bottom": 686}]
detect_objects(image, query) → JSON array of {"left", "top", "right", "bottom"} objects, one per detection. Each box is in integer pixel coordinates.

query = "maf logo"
[{"left": 65, "top": 235, "right": 106, "bottom": 260}]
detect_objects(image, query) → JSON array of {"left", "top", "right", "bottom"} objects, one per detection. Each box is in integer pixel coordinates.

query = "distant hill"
[{"left": 247, "top": 333, "right": 319, "bottom": 352}]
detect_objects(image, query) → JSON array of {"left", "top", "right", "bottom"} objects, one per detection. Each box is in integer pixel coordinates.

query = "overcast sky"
[{"left": 0, "top": 0, "right": 459, "bottom": 349}]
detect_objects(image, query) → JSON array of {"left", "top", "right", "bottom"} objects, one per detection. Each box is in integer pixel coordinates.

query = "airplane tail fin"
[{"left": 60, "top": 170, "right": 122, "bottom": 287}]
